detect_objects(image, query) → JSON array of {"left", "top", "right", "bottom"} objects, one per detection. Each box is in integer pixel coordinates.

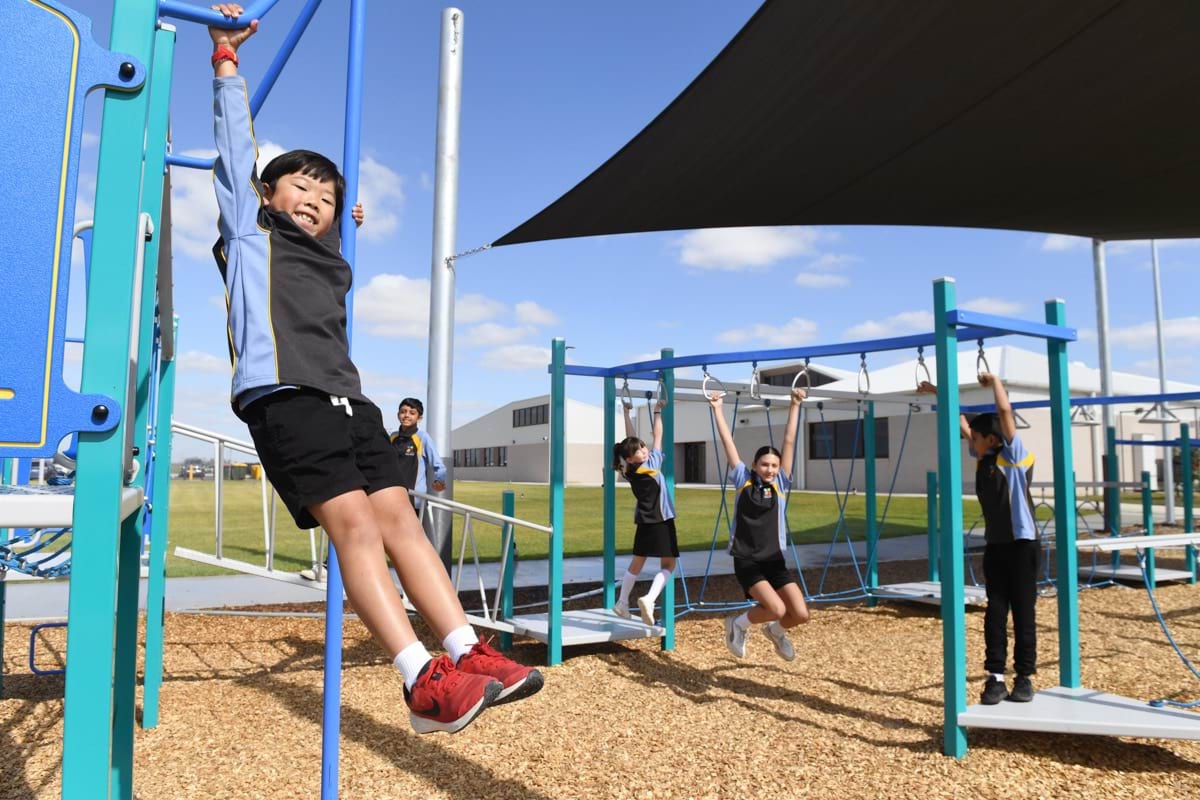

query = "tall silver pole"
[
  {"left": 1151, "top": 240, "right": 1176, "bottom": 524},
  {"left": 1093, "top": 239, "right": 1116, "bottom": 529},
  {"left": 426, "top": 8, "right": 464, "bottom": 572}
]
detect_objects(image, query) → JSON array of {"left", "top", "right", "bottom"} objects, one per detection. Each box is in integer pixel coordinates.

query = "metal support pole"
[
  {"left": 1142, "top": 470, "right": 1156, "bottom": 587},
  {"left": 864, "top": 401, "right": 878, "bottom": 605},
  {"left": 1046, "top": 299, "right": 1080, "bottom": 689},
  {"left": 933, "top": 279, "right": 967, "bottom": 759},
  {"left": 1106, "top": 425, "right": 1120, "bottom": 573},
  {"left": 926, "top": 471, "right": 938, "bottom": 582},
  {"left": 548, "top": 339, "right": 566, "bottom": 666},
  {"left": 1181, "top": 424, "right": 1195, "bottom": 582},
  {"left": 1150, "top": 241, "right": 1176, "bottom": 525},
  {"left": 500, "top": 490, "right": 516, "bottom": 650},
  {"left": 660, "top": 348, "right": 675, "bottom": 651},
  {"left": 1093, "top": 240, "right": 1117, "bottom": 531},
  {"left": 603, "top": 376, "right": 616, "bottom": 611},
  {"left": 425, "top": 7, "right": 465, "bottom": 574}
]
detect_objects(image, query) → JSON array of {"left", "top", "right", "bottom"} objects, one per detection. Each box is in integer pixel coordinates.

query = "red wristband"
[{"left": 211, "top": 45, "right": 239, "bottom": 67}]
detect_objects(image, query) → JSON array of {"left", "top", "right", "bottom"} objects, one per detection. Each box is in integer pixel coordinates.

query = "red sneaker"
[
  {"left": 455, "top": 639, "right": 544, "bottom": 704},
  {"left": 404, "top": 654, "right": 502, "bottom": 734}
]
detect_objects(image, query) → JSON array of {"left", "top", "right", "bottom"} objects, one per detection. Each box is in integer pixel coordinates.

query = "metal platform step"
[
  {"left": 871, "top": 581, "right": 988, "bottom": 606},
  {"left": 1079, "top": 564, "right": 1195, "bottom": 585},
  {"left": 959, "top": 685, "right": 1200, "bottom": 739},
  {"left": 509, "top": 608, "right": 665, "bottom": 646}
]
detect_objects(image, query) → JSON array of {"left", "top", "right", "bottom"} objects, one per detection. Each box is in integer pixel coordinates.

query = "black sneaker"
[
  {"left": 980, "top": 677, "right": 1007, "bottom": 705},
  {"left": 1007, "top": 675, "right": 1034, "bottom": 703}
]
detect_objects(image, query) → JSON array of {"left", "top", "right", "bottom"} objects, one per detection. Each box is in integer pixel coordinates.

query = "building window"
[
  {"left": 453, "top": 445, "right": 508, "bottom": 468},
  {"left": 513, "top": 403, "right": 549, "bottom": 428},
  {"left": 808, "top": 418, "right": 889, "bottom": 459}
]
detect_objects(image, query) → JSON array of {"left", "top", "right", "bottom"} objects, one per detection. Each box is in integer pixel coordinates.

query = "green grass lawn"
[{"left": 165, "top": 479, "right": 988, "bottom": 578}]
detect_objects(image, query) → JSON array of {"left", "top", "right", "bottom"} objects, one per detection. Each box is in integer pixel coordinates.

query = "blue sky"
[{"left": 66, "top": 1, "right": 1199, "bottom": 459}]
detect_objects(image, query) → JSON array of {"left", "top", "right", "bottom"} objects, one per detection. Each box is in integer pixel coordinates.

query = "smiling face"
[
  {"left": 753, "top": 451, "right": 781, "bottom": 483},
  {"left": 398, "top": 404, "right": 422, "bottom": 429},
  {"left": 263, "top": 171, "right": 338, "bottom": 239}
]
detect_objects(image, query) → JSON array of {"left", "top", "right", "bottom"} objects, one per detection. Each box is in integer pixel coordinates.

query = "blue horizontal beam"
[
  {"left": 165, "top": 153, "right": 212, "bottom": 170},
  {"left": 159, "top": 0, "right": 283, "bottom": 27},
  {"left": 1114, "top": 439, "right": 1200, "bottom": 447},
  {"left": 962, "top": 390, "right": 1200, "bottom": 414},
  {"left": 946, "top": 310, "right": 1077, "bottom": 342}
]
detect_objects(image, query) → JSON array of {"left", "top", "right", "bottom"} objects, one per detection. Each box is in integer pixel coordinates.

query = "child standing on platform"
[
  {"left": 709, "top": 387, "right": 809, "bottom": 661},
  {"left": 611, "top": 395, "right": 677, "bottom": 625}
]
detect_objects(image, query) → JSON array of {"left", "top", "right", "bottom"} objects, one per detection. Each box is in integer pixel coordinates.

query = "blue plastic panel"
[{"left": 0, "top": 0, "right": 145, "bottom": 456}]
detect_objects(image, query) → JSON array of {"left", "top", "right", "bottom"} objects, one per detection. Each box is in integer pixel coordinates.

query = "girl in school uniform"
[
  {"left": 611, "top": 396, "right": 677, "bottom": 625},
  {"left": 708, "top": 386, "right": 810, "bottom": 660}
]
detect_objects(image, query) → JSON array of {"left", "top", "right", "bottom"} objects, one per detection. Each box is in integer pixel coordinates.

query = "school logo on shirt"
[
  {"left": 401, "top": 443, "right": 416, "bottom": 457},
  {"left": 762, "top": 487, "right": 773, "bottom": 499}
]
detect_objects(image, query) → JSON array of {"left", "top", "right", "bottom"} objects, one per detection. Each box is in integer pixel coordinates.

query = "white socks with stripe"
[
  {"left": 617, "top": 570, "right": 638, "bottom": 606},
  {"left": 443, "top": 624, "right": 479, "bottom": 664},
  {"left": 644, "top": 569, "right": 671, "bottom": 603},
  {"left": 394, "top": 641, "right": 434, "bottom": 691}
]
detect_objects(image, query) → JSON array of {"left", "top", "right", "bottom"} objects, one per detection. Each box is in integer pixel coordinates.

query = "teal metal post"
[
  {"left": 926, "top": 471, "right": 939, "bottom": 582},
  {"left": 933, "top": 279, "right": 966, "bottom": 758},
  {"left": 1, "top": 459, "right": 8, "bottom": 698},
  {"left": 1181, "top": 424, "right": 1195, "bottom": 582},
  {"left": 142, "top": 318, "right": 178, "bottom": 727},
  {"left": 1141, "top": 471, "right": 1156, "bottom": 587},
  {"left": 865, "top": 401, "right": 878, "bottom": 606},
  {"left": 603, "top": 376, "right": 616, "bottom": 611},
  {"left": 1106, "top": 425, "right": 1121, "bottom": 573},
  {"left": 1045, "top": 299, "right": 1080, "bottom": 689},
  {"left": 62, "top": 2, "right": 156, "bottom": 797},
  {"left": 499, "top": 490, "right": 516, "bottom": 650},
  {"left": 660, "top": 349, "right": 675, "bottom": 651},
  {"left": 547, "top": 339, "right": 566, "bottom": 665}
]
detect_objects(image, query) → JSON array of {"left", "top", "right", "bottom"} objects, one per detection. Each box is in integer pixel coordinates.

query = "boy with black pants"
[{"left": 921, "top": 372, "right": 1038, "bottom": 704}]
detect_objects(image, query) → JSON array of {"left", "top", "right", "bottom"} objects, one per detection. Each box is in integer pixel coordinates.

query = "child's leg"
[
  {"left": 745, "top": 582, "right": 786, "bottom": 624},
  {"left": 776, "top": 582, "right": 810, "bottom": 628},
  {"left": 641, "top": 557, "right": 675, "bottom": 603},
  {"left": 617, "top": 555, "right": 648, "bottom": 606},
  {"left": 1010, "top": 540, "right": 1038, "bottom": 676},
  {"left": 981, "top": 544, "right": 1011, "bottom": 676}
]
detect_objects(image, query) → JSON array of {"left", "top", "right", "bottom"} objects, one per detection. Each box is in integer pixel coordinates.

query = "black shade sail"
[{"left": 495, "top": 0, "right": 1200, "bottom": 246}]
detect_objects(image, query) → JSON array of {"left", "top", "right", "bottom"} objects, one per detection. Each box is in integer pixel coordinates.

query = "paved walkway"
[{"left": 0, "top": 502, "right": 1181, "bottom": 622}]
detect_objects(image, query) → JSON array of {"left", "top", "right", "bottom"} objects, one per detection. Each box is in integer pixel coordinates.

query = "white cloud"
[
  {"left": 960, "top": 297, "right": 1024, "bottom": 315},
  {"left": 355, "top": 156, "right": 404, "bottom": 241},
  {"left": 459, "top": 323, "right": 536, "bottom": 348},
  {"left": 514, "top": 300, "right": 559, "bottom": 326},
  {"left": 177, "top": 350, "right": 230, "bottom": 374},
  {"left": 673, "top": 227, "right": 826, "bottom": 270},
  {"left": 355, "top": 273, "right": 505, "bottom": 339},
  {"left": 844, "top": 310, "right": 933, "bottom": 340},
  {"left": 803, "top": 253, "right": 858, "bottom": 271},
  {"left": 1041, "top": 234, "right": 1089, "bottom": 252},
  {"left": 419, "top": 172, "right": 433, "bottom": 191},
  {"left": 794, "top": 272, "right": 850, "bottom": 288},
  {"left": 716, "top": 317, "right": 818, "bottom": 347},
  {"left": 479, "top": 344, "right": 552, "bottom": 371},
  {"left": 1109, "top": 317, "right": 1200, "bottom": 348},
  {"left": 1130, "top": 355, "right": 1196, "bottom": 375},
  {"left": 457, "top": 294, "right": 506, "bottom": 323}
]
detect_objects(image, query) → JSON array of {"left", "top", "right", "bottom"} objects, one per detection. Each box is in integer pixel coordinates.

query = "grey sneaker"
[
  {"left": 762, "top": 622, "right": 795, "bottom": 661},
  {"left": 1008, "top": 675, "right": 1034, "bottom": 703},
  {"left": 637, "top": 595, "right": 655, "bottom": 626},
  {"left": 724, "top": 616, "right": 747, "bottom": 658},
  {"left": 980, "top": 677, "right": 1007, "bottom": 705}
]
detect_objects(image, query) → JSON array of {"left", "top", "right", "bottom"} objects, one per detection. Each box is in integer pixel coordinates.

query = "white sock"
[
  {"left": 766, "top": 620, "right": 786, "bottom": 636},
  {"left": 734, "top": 612, "right": 751, "bottom": 631},
  {"left": 394, "top": 641, "right": 433, "bottom": 691},
  {"left": 991, "top": 673, "right": 1005, "bottom": 682},
  {"left": 643, "top": 569, "right": 671, "bottom": 603},
  {"left": 443, "top": 624, "right": 479, "bottom": 664},
  {"left": 617, "top": 570, "right": 638, "bottom": 606}
]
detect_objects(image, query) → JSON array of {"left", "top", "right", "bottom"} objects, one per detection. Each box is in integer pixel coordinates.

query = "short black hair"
[
  {"left": 260, "top": 149, "right": 345, "bottom": 221},
  {"left": 399, "top": 398, "right": 424, "bottom": 416},
  {"left": 967, "top": 412, "right": 1002, "bottom": 440}
]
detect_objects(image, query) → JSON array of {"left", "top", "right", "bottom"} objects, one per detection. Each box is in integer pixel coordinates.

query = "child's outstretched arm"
[
  {"left": 707, "top": 394, "right": 741, "bottom": 467},
  {"left": 621, "top": 400, "right": 636, "bottom": 438},
  {"left": 980, "top": 372, "right": 1017, "bottom": 442},
  {"left": 779, "top": 387, "right": 806, "bottom": 477},
  {"left": 651, "top": 395, "right": 667, "bottom": 452},
  {"left": 210, "top": 5, "right": 260, "bottom": 244},
  {"left": 917, "top": 380, "right": 972, "bottom": 441}
]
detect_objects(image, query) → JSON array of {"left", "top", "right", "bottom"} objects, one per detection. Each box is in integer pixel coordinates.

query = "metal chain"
[{"left": 444, "top": 242, "right": 493, "bottom": 269}]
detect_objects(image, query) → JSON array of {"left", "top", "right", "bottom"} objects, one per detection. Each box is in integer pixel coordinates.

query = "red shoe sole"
[{"left": 409, "top": 680, "right": 502, "bottom": 734}]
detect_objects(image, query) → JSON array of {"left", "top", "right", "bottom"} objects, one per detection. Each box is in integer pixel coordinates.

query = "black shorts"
[
  {"left": 733, "top": 556, "right": 797, "bottom": 599},
  {"left": 633, "top": 519, "right": 679, "bottom": 557},
  {"left": 241, "top": 388, "right": 404, "bottom": 529}
]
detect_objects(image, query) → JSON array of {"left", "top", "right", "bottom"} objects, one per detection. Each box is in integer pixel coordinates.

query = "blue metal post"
[
  {"left": 321, "top": 2, "right": 367, "bottom": 797},
  {"left": 660, "top": 349, "right": 675, "bottom": 651},
  {"left": 500, "top": 490, "right": 516, "bottom": 650},
  {"left": 1142, "top": 471, "right": 1156, "bottom": 587},
  {"left": 865, "top": 401, "right": 878, "bottom": 606},
  {"left": 926, "top": 471, "right": 939, "bottom": 582},
  {"left": 934, "top": 279, "right": 967, "bottom": 758},
  {"left": 1045, "top": 299, "right": 1080, "bottom": 689},
  {"left": 603, "top": 376, "right": 616, "bottom": 610},
  {"left": 1182, "top": 424, "right": 1195, "bottom": 582},
  {"left": 548, "top": 339, "right": 567, "bottom": 666},
  {"left": 61, "top": 1, "right": 156, "bottom": 796}
]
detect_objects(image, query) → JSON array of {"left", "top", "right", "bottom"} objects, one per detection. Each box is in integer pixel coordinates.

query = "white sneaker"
[
  {"left": 299, "top": 565, "right": 327, "bottom": 583},
  {"left": 763, "top": 623, "right": 795, "bottom": 661},
  {"left": 724, "top": 616, "right": 747, "bottom": 658},
  {"left": 637, "top": 596, "right": 655, "bottom": 626},
  {"left": 611, "top": 602, "right": 632, "bottom": 620}
]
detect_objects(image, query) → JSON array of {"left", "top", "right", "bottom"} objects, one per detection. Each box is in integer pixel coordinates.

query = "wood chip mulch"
[{"left": 3, "top": 556, "right": 1199, "bottom": 799}]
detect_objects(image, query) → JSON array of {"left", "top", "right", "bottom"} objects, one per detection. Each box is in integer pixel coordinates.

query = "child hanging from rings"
[
  {"left": 708, "top": 386, "right": 810, "bottom": 660},
  {"left": 610, "top": 393, "right": 676, "bottom": 625}
]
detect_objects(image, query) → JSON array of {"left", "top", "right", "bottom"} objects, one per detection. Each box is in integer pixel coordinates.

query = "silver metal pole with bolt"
[
  {"left": 1151, "top": 240, "right": 1176, "bottom": 524},
  {"left": 1092, "top": 239, "right": 1116, "bottom": 528},
  {"left": 425, "top": 8, "right": 465, "bottom": 573}
]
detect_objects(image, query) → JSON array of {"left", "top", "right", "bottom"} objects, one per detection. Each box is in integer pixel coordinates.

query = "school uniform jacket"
[
  {"left": 211, "top": 76, "right": 363, "bottom": 414},
  {"left": 727, "top": 463, "right": 791, "bottom": 562},
  {"left": 973, "top": 433, "right": 1037, "bottom": 543},
  {"left": 624, "top": 448, "right": 676, "bottom": 524},
  {"left": 389, "top": 426, "right": 446, "bottom": 499}
]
